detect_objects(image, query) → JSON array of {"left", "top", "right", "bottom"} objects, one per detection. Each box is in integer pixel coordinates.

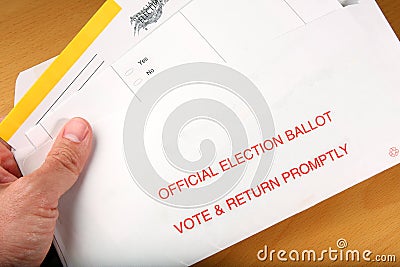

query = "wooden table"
[{"left": 0, "top": 1, "right": 399, "bottom": 266}]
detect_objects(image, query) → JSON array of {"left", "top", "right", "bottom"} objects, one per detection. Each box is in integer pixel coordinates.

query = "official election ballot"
[{"left": 2, "top": 0, "right": 400, "bottom": 265}]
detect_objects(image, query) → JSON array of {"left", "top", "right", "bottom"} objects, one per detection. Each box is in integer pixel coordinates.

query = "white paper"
[{"left": 9, "top": 0, "right": 195, "bottom": 152}]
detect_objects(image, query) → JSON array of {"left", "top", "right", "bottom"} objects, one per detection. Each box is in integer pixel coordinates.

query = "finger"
[
  {"left": 26, "top": 118, "right": 93, "bottom": 207},
  {"left": 0, "top": 140, "right": 22, "bottom": 178},
  {"left": 0, "top": 166, "right": 17, "bottom": 184},
  {"left": 0, "top": 137, "right": 12, "bottom": 151},
  {"left": 0, "top": 115, "right": 21, "bottom": 177}
]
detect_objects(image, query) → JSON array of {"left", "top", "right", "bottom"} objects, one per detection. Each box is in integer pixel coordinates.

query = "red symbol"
[{"left": 389, "top": 147, "right": 399, "bottom": 158}]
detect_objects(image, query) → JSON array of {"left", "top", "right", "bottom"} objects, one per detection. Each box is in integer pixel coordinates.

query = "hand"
[{"left": 0, "top": 118, "right": 93, "bottom": 266}]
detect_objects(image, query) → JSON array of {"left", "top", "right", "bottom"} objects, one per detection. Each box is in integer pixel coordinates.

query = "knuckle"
[
  {"left": 17, "top": 179, "right": 60, "bottom": 210},
  {"left": 48, "top": 146, "right": 81, "bottom": 176},
  {"left": 34, "top": 206, "right": 59, "bottom": 221}
]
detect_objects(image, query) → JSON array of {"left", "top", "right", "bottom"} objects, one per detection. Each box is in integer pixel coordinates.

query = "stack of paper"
[{"left": 1, "top": 0, "right": 399, "bottom": 265}]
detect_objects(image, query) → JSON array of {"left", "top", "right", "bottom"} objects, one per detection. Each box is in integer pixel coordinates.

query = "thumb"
[{"left": 27, "top": 118, "right": 93, "bottom": 207}]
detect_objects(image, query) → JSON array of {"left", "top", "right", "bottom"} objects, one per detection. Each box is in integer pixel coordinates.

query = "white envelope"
[{"left": 5, "top": 0, "right": 400, "bottom": 266}]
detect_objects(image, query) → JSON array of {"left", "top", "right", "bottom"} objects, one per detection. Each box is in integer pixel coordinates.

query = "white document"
[
  {"left": 13, "top": 0, "right": 344, "bottom": 112},
  {"left": 8, "top": 0, "right": 400, "bottom": 266},
  {"left": 5, "top": 0, "right": 196, "bottom": 156}
]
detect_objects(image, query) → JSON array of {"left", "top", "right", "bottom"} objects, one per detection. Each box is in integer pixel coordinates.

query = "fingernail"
[{"left": 63, "top": 118, "right": 89, "bottom": 143}]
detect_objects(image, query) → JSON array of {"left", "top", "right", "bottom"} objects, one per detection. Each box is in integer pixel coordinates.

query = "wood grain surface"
[{"left": 0, "top": 1, "right": 399, "bottom": 266}]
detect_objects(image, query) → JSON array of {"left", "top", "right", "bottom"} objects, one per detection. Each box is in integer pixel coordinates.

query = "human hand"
[{"left": 0, "top": 118, "right": 93, "bottom": 266}]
